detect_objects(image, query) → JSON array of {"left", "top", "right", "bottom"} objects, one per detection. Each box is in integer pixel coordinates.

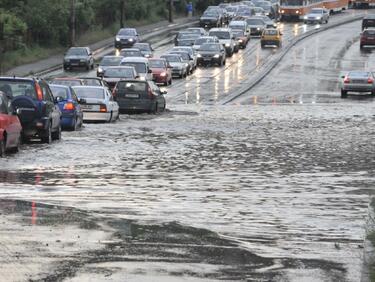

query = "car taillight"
[
  {"left": 368, "top": 78, "right": 374, "bottom": 84},
  {"left": 148, "top": 87, "right": 154, "bottom": 99},
  {"left": 344, "top": 77, "right": 350, "bottom": 83},
  {"left": 34, "top": 83, "right": 43, "bottom": 101},
  {"left": 100, "top": 104, "right": 107, "bottom": 112},
  {"left": 64, "top": 102, "right": 75, "bottom": 111}
]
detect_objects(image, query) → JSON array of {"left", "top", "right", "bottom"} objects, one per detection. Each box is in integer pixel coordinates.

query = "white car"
[
  {"left": 72, "top": 86, "right": 119, "bottom": 122},
  {"left": 304, "top": 8, "right": 329, "bottom": 24},
  {"left": 171, "top": 46, "right": 198, "bottom": 70},
  {"left": 208, "top": 28, "right": 236, "bottom": 57},
  {"left": 120, "top": 57, "right": 153, "bottom": 81}
]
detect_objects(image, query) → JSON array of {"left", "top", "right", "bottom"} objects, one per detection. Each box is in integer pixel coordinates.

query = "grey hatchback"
[
  {"left": 341, "top": 71, "right": 375, "bottom": 98},
  {"left": 113, "top": 80, "right": 166, "bottom": 114}
]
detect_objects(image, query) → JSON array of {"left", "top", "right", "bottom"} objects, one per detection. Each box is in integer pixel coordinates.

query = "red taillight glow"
[
  {"left": 344, "top": 77, "right": 350, "bottom": 83},
  {"left": 35, "top": 83, "right": 43, "bottom": 101},
  {"left": 64, "top": 102, "right": 75, "bottom": 111},
  {"left": 100, "top": 104, "right": 107, "bottom": 112},
  {"left": 368, "top": 78, "right": 374, "bottom": 84}
]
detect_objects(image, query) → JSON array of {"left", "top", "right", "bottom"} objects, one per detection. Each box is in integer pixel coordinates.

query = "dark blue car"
[{"left": 49, "top": 84, "right": 83, "bottom": 131}]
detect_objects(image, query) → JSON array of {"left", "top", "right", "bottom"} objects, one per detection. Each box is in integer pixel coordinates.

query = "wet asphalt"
[{"left": 0, "top": 9, "right": 375, "bottom": 282}]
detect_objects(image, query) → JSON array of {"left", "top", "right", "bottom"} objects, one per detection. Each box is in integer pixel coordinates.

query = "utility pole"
[
  {"left": 70, "top": 0, "right": 76, "bottom": 47},
  {"left": 120, "top": 0, "right": 125, "bottom": 28},
  {"left": 168, "top": 0, "right": 173, "bottom": 23}
]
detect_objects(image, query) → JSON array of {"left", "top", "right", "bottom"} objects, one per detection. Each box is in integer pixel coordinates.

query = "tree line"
[{"left": 0, "top": 0, "right": 230, "bottom": 54}]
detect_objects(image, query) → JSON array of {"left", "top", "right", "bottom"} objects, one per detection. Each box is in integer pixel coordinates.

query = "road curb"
[{"left": 221, "top": 14, "right": 365, "bottom": 105}]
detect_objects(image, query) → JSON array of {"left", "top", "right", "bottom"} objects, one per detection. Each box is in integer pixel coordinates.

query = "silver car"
[
  {"left": 303, "top": 8, "right": 329, "bottom": 24},
  {"left": 72, "top": 86, "right": 119, "bottom": 122},
  {"left": 340, "top": 71, "right": 375, "bottom": 98},
  {"left": 160, "top": 54, "right": 188, "bottom": 78},
  {"left": 171, "top": 46, "right": 197, "bottom": 70}
]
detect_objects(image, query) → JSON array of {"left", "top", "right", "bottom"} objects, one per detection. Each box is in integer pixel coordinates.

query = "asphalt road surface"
[{"left": 0, "top": 9, "right": 374, "bottom": 282}]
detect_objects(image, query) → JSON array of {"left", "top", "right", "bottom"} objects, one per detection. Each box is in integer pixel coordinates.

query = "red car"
[
  {"left": 0, "top": 91, "right": 22, "bottom": 156},
  {"left": 149, "top": 58, "right": 172, "bottom": 86},
  {"left": 360, "top": 28, "right": 375, "bottom": 50}
]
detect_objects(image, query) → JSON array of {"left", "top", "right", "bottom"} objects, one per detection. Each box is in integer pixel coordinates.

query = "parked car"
[
  {"left": 133, "top": 43, "right": 154, "bottom": 58},
  {"left": 49, "top": 84, "right": 84, "bottom": 131},
  {"left": 360, "top": 28, "right": 375, "bottom": 50},
  {"left": 246, "top": 17, "right": 267, "bottom": 36},
  {"left": 197, "top": 43, "right": 226, "bottom": 66},
  {"left": 72, "top": 86, "right": 119, "bottom": 122},
  {"left": 303, "top": 8, "right": 329, "bottom": 24},
  {"left": 50, "top": 78, "right": 85, "bottom": 87},
  {"left": 208, "top": 28, "right": 236, "bottom": 57},
  {"left": 63, "top": 47, "right": 94, "bottom": 71},
  {"left": 340, "top": 71, "right": 375, "bottom": 98},
  {"left": 160, "top": 54, "right": 189, "bottom": 78},
  {"left": 115, "top": 28, "right": 139, "bottom": 49},
  {"left": 102, "top": 66, "right": 139, "bottom": 90},
  {"left": 169, "top": 51, "right": 195, "bottom": 74},
  {"left": 112, "top": 80, "right": 166, "bottom": 114},
  {"left": 192, "top": 36, "right": 220, "bottom": 51},
  {"left": 97, "top": 56, "right": 124, "bottom": 77},
  {"left": 0, "top": 91, "right": 22, "bottom": 156},
  {"left": 120, "top": 57, "right": 153, "bottom": 81},
  {"left": 119, "top": 48, "right": 143, "bottom": 58},
  {"left": 149, "top": 58, "right": 173, "bottom": 86},
  {"left": 0, "top": 77, "right": 62, "bottom": 143},
  {"left": 260, "top": 28, "right": 282, "bottom": 48}
]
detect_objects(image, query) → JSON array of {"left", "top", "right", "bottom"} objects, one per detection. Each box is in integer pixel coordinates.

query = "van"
[{"left": 362, "top": 15, "right": 375, "bottom": 30}]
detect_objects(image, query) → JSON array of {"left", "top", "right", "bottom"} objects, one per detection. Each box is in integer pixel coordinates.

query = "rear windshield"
[
  {"left": 264, "top": 30, "right": 278, "bottom": 35},
  {"left": 120, "top": 50, "right": 142, "bottom": 57},
  {"left": 200, "top": 44, "right": 220, "bottom": 51},
  {"left": 348, "top": 71, "right": 371, "bottom": 77},
  {"left": 100, "top": 56, "right": 123, "bottom": 66},
  {"left": 149, "top": 60, "right": 166, "bottom": 68},
  {"left": 51, "top": 80, "right": 82, "bottom": 87},
  {"left": 121, "top": 62, "right": 147, "bottom": 73},
  {"left": 247, "top": 19, "right": 264, "bottom": 25},
  {"left": 0, "top": 80, "right": 36, "bottom": 99},
  {"left": 364, "top": 30, "right": 375, "bottom": 36},
  {"left": 73, "top": 87, "right": 105, "bottom": 99},
  {"left": 50, "top": 86, "right": 69, "bottom": 100},
  {"left": 104, "top": 68, "right": 135, "bottom": 78},
  {"left": 134, "top": 44, "right": 151, "bottom": 51},
  {"left": 209, "top": 31, "right": 230, "bottom": 39},
  {"left": 161, "top": 55, "right": 181, "bottom": 63},
  {"left": 117, "top": 81, "right": 147, "bottom": 92},
  {"left": 81, "top": 78, "right": 102, "bottom": 86}
]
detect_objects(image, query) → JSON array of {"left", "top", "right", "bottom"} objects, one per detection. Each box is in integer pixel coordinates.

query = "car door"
[
  {"left": 0, "top": 96, "right": 12, "bottom": 147},
  {"left": 107, "top": 90, "right": 119, "bottom": 120},
  {"left": 40, "top": 82, "right": 61, "bottom": 130},
  {"left": 70, "top": 89, "right": 83, "bottom": 122}
]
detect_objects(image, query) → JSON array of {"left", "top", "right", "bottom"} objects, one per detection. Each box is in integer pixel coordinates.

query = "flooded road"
[{"left": 1, "top": 9, "right": 375, "bottom": 282}]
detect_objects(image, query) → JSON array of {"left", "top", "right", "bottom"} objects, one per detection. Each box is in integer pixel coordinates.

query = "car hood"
[
  {"left": 150, "top": 68, "right": 165, "bottom": 74},
  {"left": 200, "top": 16, "right": 218, "bottom": 21}
]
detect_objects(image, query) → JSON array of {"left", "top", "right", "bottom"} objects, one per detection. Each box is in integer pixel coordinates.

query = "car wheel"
[
  {"left": 52, "top": 124, "right": 61, "bottom": 141},
  {"left": 341, "top": 89, "right": 348, "bottom": 98},
  {"left": 70, "top": 117, "right": 77, "bottom": 131},
  {"left": 360, "top": 44, "right": 364, "bottom": 50},
  {"left": 371, "top": 90, "right": 375, "bottom": 97},
  {"left": 223, "top": 59, "right": 226, "bottom": 65},
  {"left": 168, "top": 78, "right": 172, "bottom": 85},
  {"left": 0, "top": 138, "right": 5, "bottom": 158},
  {"left": 150, "top": 103, "right": 158, "bottom": 114},
  {"left": 41, "top": 123, "right": 52, "bottom": 144},
  {"left": 63, "top": 65, "right": 68, "bottom": 71}
]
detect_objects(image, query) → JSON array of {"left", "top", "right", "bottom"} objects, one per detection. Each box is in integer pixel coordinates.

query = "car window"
[
  {"left": 264, "top": 30, "right": 278, "bottom": 35},
  {"left": 348, "top": 71, "right": 371, "bottom": 77},
  {"left": 364, "top": 30, "right": 375, "bottom": 36},
  {"left": 121, "top": 62, "right": 146, "bottom": 74},
  {"left": 149, "top": 60, "right": 166, "bottom": 68},
  {"left": 50, "top": 86, "right": 69, "bottom": 100},
  {"left": 40, "top": 83, "right": 54, "bottom": 102},
  {"left": 71, "top": 89, "right": 78, "bottom": 102},
  {"left": 73, "top": 87, "right": 105, "bottom": 99},
  {"left": 82, "top": 78, "right": 102, "bottom": 86},
  {"left": 0, "top": 95, "right": 8, "bottom": 114},
  {"left": 117, "top": 81, "right": 147, "bottom": 93},
  {"left": 0, "top": 80, "right": 36, "bottom": 99},
  {"left": 104, "top": 67, "right": 136, "bottom": 78},
  {"left": 100, "top": 56, "right": 123, "bottom": 66},
  {"left": 66, "top": 48, "right": 87, "bottom": 56}
]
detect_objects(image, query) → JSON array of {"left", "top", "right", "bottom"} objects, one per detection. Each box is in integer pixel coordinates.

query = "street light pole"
[{"left": 70, "top": 0, "right": 76, "bottom": 47}]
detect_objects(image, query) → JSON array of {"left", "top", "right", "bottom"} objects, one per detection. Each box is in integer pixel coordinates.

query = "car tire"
[
  {"left": 341, "top": 90, "right": 348, "bottom": 98},
  {"left": 70, "top": 118, "right": 77, "bottom": 131},
  {"left": 41, "top": 123, "right": 52, "bottom": 144},
  {"left": 52, "top": 124, "right": 61, "bottom": 141},
  {"left": 360, "top": 44, "right": 364, "bottom": 50},
  {"left": 0, "top": 138, "right": 5, "bottom": 158},
  {"left": 63, "top": 65, "right": 68, "bottom": 71},
  {"left": 223, "top": 59, "right": 226, "bottom": 65},
  {"left": 371, "top": 90, "right": 375, "bottom": 97},
  {"left": 168, "top": 78, "right": 172, "bottom": 85}
]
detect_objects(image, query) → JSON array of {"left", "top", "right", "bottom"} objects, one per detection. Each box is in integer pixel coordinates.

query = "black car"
[
  {"left": 362, "top": 15, "right": 375, "bottom": 31},
  {"left": 63, "top": 47, "right": 94, "bottom": 71},
  {"left": 115, "top": 28, "right": 139, "bottom": 49},
  {"left": 197, "top": 43, "right": 226, "bottom": 66},
  {"left": 0, "top": 77, "right": 62, "bottom": 143},
  {"left": 113, "top": 80, "right": 167, "bottom": 114},
  {"left": 200, "top": 11, "right": 222, "bottom": 28}
]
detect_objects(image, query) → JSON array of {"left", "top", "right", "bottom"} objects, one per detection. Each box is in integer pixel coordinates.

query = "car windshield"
[
  {"left": 311, "top": 9, "right": 323, "bottom": 14},
  {"left": 162, "top": 56, "right": 181, "bottom": 63},
  {"left": 66, "top": 48, "right": 87, "bottom": 56},
  {"left": 0, "top": 80, "right": 36, "bottom": 99},
  {"left": 117, "top": 81, "right": 147, "bottom": 93},
  {"left": 121, "top": 62, "right": 147, "bottom": 73},
  {"left": 171, "top": 52, "right": 189, "bottom": 60},
  {"left": 118, "top": 29, "right": 136, "bottom": 36},
  {"left": 364, "top": 30, "right": 375, "bottom": 35},
  {"left": 50, "top": 86, "right": 69, "bottom": 100},
  {"left": 247, "top": 19, "right": 265, "bottom": 25},
  {"left": 100, "top": 57, "right": 123, "bottom": 66},
  {"left": 149, "top": 60, "right": 166, "bottom": 68},
  {"left": 348, "top": 71, "right": 371, "bottom": 77},
  {"left": 73, "top": 87, "right": 105, "bottom": 99},
  {"left": 226, "top": 7, "right": 238, "bottom": 12},
  {"left": 104, "top": 68, "right": 135, "bottom": 78},
  {"left": 233, "top": 30, "right": 245, "bottom": 37},
  {"left": 200, "top": 44, "right": 220, "bottom": 51},
  {"left": 81, "top": 78, "right": 102, "bottom": 86},
  {"left": 52, "top": 80, "right": 82, "bottom": 87},
  {"left": 238, "top": 10, "right": 252, "bottom": 16},
  {"left": 134, "top": 44, "right": 151, "bottom": 51},
  {"left": 230, "top": 24, "right": 245, "bottom": 30},
  {"left": 178, "top": 33, "right": 196, "bottom": 40},
  {"left": 264, "top": 30, "right": 278, "bottom": 35},
  {"left": 209, "top": 31, "right": 230, "bottom": 39},
  {"left": 120, "top": 50, "right": 142, "bottom": 57},
  {"left": 254, "top": 7, "right": 264, "bottom": 12},
  {"left": 187, "top": 29, "right": 201, "bottom": 34},
  {"left": 195, "top": 38, "right": 214, "bottom": 45},
  {"left": 203, "top": 12, "right": 217, "bottom": 17}
]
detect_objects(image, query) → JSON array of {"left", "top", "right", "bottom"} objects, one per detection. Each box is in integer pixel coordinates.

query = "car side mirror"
[
  {"left": 78, "top": 98, "right": 87, "bottom": 104},
  {"left": 148, "top": 69, "right": 152, "bottom": 74}
]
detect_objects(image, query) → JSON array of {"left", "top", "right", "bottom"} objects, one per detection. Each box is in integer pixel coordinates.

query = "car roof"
[
  {"left": 121, "top": 48, "right": 141, "bottom": 51},
  {"left": 0, "top": 77, "right": 35, "bottom": 82},
  {"left": 364, "top": 14, "right": 375, "bottom": 19},
  {"left": 121, "top": 57, "right": 148, "bottom": 63},
  {"left": 53, "top": 77, "right": 82, "bottom": 81},
  {"left": 49, "top": 84, "right": 70, "bottom": 89},
  {"left": 71, "top": 85, "right": 107, "bottom": 90},
  {"left": 209, "top": 28, "right": 231, "bottom": 32},
  {"left": 229, "top": 21, "right": 247, "bottom": 25}
]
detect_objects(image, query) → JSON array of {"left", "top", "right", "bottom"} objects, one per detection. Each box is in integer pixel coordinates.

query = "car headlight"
[
  {"left": 185, "top": 63, "right": 189, "bottom": 68},
  {"left": 316, "top": 17, "right": 321, "bottom": 20},
  {"left": 257, "top": 28, "right": 260, "bottom": 30},
  {"left": 238, "top": 39, "right": 243, "bottom": 43},
  {"left": 213, "top": 54, "right": 220, "bottom": 58},
  {"left": 116, "top": 37, "right": 120, "bottom": 41},
  {"left": 304, "top": 16, "right": 308, "bottom": 20},
  {"left": 160, "top": 72, "right": 166, "bottom": 77},
  {"left": 225, "top": 43, "right": 230, "bottom": 47},
  {"left": 197, "top": 54, "right": 202, "bottom": 58},
  {"left": 98, "top": 67, "right": 103, "bottom": 73},
  {"left": 129, "top": 38, "right": 134, "bottom": 42},
  {"left": 144, "top": 54, "right": 150, "bottom": 58}
]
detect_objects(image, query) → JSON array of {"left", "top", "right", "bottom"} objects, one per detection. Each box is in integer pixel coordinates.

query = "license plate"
[
  {"left": 125, "top": 93, "right": 139, "bottom": 98},
  {"left": 81, "top": 105, "right": 93, "bottom": 110},
  {"left": 352, "top": 80, "right": 364, "bottom": 83}
]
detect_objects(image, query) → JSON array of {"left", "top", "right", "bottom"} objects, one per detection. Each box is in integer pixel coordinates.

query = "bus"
[{"left": 279, "top": 0, "right": 348, "bottom": 21}]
